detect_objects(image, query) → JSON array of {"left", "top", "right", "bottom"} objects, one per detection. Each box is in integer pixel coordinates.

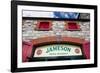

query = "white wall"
[{"left": 0, "top": 0, "right": 99, "bottom": 73}]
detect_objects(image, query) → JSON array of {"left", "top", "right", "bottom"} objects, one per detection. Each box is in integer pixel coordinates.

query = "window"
[
  {"left": 36, "top": 21, "right": 52, "bottom": 31},
  {"left": 65, "top": 21, "right": 81, "bottom": 31}
]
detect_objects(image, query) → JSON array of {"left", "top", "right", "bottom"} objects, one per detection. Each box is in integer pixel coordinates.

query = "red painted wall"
[{"left": 22, "top": 36, "right": 90, "bottom": 62}]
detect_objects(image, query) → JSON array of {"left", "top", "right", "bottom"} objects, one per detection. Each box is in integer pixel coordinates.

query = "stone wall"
[{"left": 22, "top": 20, "right": 90, "bottom": 41}]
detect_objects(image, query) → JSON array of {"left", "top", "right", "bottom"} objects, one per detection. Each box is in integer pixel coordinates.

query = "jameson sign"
[
  {"left": 34, "top": 44, "right": 82, "bottom": 57},
  {"left": 46, "top": 45, "right": 71, "bottom": 53}
]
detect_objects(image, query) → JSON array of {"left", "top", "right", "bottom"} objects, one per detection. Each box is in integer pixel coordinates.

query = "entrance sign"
[{"left": 34, "top": 44, "right": 82, "bottom": 57}]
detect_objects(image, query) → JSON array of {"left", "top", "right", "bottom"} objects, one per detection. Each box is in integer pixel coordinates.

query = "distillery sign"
[{"left": 34, "top": 44, "right": 82, "bottom": 57}]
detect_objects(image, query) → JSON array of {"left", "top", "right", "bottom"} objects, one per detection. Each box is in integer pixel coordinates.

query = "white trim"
[{"left": 17, "top": 5, "right": 94, "bottom": 68}]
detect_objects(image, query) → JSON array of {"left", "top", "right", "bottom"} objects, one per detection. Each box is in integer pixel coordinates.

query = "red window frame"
[
  {"left": 65, "top": 21, "right": 81, "bottom": 31},
  {"left": 36, "top": 20, "right": 52, "bottom": 31}
]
